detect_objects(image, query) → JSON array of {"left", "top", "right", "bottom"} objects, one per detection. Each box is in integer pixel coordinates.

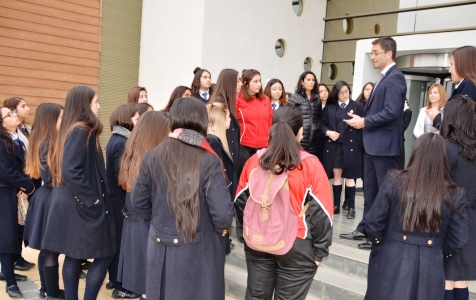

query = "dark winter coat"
[
  {"left": 106, "top": 133, "right": 128, "bottom": 252},
  {"left": 288, "top": 92, "right": 322, "bottom": 156},
  {"left": 42, "top": 127, "right": 116, "bottom": 259},
  {"left": 321, "top": 100, "right": 364, "bottom": 179},
  {"left": 444, "top": 140, "right": 476, "bottom": 280},
  {"left": 206, "top": 134, "right": 235, "bottom": 197},
  {"left": 131, "top": 148, "right": 234, "bottom": 300},
  {"left": 117, "top": 192, "right": 149, "bottom": 294},
  {"left": 365, "top": 172, "right": 467, "bottom": 300},
  {"left": 0, "top": 138, "right": 35, "bottom": 254},
  {"left": 24, "top": 142, "right": 52, "bottom": 250}
]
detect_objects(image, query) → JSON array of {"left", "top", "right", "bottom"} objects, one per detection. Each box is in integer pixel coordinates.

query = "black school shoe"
[
  {"left": 112, "top": 288, "right": 141, "bottom": 299},
  {"left": 6, "top": 285, "right": 22, "bottom": 299},
  {"left": 106, "top": 281, "right": 115, "bottom": 290},
  {"left": 0, "top": 273, "right": 28, "bottom": 281}
]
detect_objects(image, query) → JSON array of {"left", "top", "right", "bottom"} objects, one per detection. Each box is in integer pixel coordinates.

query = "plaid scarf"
[{"left": 168, "top": 128, "right": 217, "bottom": 157}]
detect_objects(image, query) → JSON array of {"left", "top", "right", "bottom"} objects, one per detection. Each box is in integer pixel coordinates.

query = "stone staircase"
[{"left": 224, "top": 192, "right": 476, "bottom": 300}]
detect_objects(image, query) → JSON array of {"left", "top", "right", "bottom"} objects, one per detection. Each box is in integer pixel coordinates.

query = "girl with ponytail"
[{"left": 234, "top": 105, "right": 333, "bottom": 299}]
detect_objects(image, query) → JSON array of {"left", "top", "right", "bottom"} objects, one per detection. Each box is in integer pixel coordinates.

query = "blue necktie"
[
  {"left": 202, "top": 92, "right": 208, "bottom": 100},
  {"left": 340, "top": 103, "right": 346, "bottom": 109},
  {"left": 272, "top": 103, "right": 277, "bottom": 111}
]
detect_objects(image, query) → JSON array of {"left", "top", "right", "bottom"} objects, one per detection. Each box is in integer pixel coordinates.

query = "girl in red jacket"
[{"left": 236, "top": 69, "right": 273, "bottom": 177}]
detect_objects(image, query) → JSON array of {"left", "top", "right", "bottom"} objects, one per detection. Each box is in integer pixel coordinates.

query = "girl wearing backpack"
[{"left": 235, "top": 105, "right": 333, "bottom": 300}]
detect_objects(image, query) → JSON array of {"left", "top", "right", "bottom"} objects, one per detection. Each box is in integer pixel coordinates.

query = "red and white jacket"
[
  {"left": 234, "top": 150, "right": 333, "bottom": 261},
  {"left": 236, "top": 93, "right": 273, "bottom": 149}
]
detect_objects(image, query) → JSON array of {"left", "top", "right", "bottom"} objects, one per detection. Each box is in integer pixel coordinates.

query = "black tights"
[
  {"left": 63, "top": 255, "right": 113, "bottom": 300},
  {"left": 0, "top": 253, "right": 16, "bottom": 287}
]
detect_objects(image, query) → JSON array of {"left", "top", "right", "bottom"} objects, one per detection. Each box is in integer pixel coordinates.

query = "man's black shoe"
[
  {"left": 112, "top": 288, "right": 141, "bottom": 299},
  {"left": 358, "top": 241, "right": 372, "bottom": 250},
  {"left": 339, "top": 230, "right": 366, "bottom": 240}
]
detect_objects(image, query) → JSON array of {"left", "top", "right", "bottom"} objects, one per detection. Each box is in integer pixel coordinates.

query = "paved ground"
[{"left": 0, "top": 247, "right": 237, "bottom": 300}]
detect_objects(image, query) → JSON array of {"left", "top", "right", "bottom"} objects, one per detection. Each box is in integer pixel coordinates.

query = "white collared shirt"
[
  {"left": 338, "top": 99, "right": 350, "bottom": 108},
  {"left": 381, "top": 62, "right": 396, "bottom": 76},
  {"left": 455, "top": 78, "right": 464, "bottom": 89}
]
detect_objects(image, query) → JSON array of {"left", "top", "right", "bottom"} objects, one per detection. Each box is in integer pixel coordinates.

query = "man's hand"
[{"left": 343, "top": 113, "right": 365, "bottom": 129}]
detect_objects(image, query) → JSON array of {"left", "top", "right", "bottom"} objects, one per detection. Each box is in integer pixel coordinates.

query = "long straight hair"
[
  {"left": 191, "top": 67, "right": 213, "bottom": 98},
  {"left": 294, "top": 71, "right": 318, "bottom": 96},
  {"left": 264, "top": 79, "right": 287, "bottom": 106},
  {"left": 426, "top": 83, "right": 446, "bottom": 110},
  {"left": 452, "top": 46, "right": 476, "bottom": 85},
  {"left": 209, "top": 69, "right": 239, "bottom": 118},
  {"left": 164, "top": 86, "right": 192, "bottom": 112},
  {"left": 356, "top": 82, "right": 374, "bottom": 102},
  {"left": 118, "top": 111, "right": 169, "bottom": 192},
  {"left": 127, "top": 86, "right": 147, "bottom": 104},
  {"left": 440, "top": 95, "right": 476, "bottom": 161},
  {"left": 396, "top": 133, "right": 460, "bottom": 233},
  {"left": 3, "top": 97, "right": 29, "bottom": 136},
  {"left": 206, "top": 102, "right": 230, "bottom": 156},
  {"left": 0, "top": 107, "right": 16, "bottom": 154},
  {"left": 25, "top": 103, "right": 62, "bottom": 179},
  {"left": 260, "top": 106, "right": 303, "bottom": 174},
  {"left": 240, "top": 69, "right": 264, "bottom": 100},
  {"left": 151, "top": 98, "right": 209, "bottom": 242},
  {"left": 50, "top": 86, "right": 102, "bottom": 186}
]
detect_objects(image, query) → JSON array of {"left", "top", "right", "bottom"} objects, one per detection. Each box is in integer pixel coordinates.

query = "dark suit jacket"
[
  {"left": 363, "top": 65, "right": 407, "bottom": 156},
  {"left": 433, "top": 78, "right": 476, "bottom": 127}
]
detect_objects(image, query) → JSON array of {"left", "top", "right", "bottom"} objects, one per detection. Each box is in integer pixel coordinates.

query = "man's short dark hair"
[{"left": 372, "top": 36, "right": 397, "bottom": 60}]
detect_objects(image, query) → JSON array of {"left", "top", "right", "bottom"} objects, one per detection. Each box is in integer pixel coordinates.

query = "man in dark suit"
[{"left": 340, "top": 37, "right": 407, "bottom": 249}]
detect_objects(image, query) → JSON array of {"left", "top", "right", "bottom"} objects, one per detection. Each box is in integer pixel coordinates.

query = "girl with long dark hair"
[
  {"left": 288, "top": 71, "right": 322, "bottom": 157},
  {"left": 264, "top": 79, "right": 287, "bottom": 111},
  {"left": 131, "top": 98, "right": 233, "bottom": 299},
  {"left": 208, "top": 68, "right": 242, "bottom": 195},
  {"left": 127, "top": 86, "right": 148, "bottom": 104},
  {"left": 4, "top": 97, "right": 31, "bottom": 149},
  {"left": 23, "top": 103, "right": 63, "bottom": 299},
  {"left": 234, "top": 105, "right": 333, "bottom": 299},
  {"left": 191, "top": 67, "right": 213, "bottom": 102},
  {"left": 163, "top": 86, "right": 192, "bottom": 112},
  {"left": 42, "top": 86, "right": 116, "bottom": 300},
  {"left": 117, "top": 111, "right": 170, "bottom": 299},
  {"left": 0, "top": 106, "right": 35, "bottom": 299},
  {"left": 321, "top": 80, "right": 364, "bottom": 219},
  {"left": 105, "top": 104, "right": 140, "bottom": 298},
  {"left": 364, "top": 133, "right": 467, "bottom": 300},
  {"left": 441, "top": 95, "right": 476, "bottom": 300},
  {"left": 355, "top": 82, "right": 375, "bottom": 107},
  {"left": 236, "top": 69, "right": 273, "bottom": 177},
  {"left": 318, "top": 83, "right": 330, "bottom": 108}
]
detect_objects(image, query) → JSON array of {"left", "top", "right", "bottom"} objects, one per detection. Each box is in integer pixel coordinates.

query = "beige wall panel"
[
  {"left": 0, "top": 75, "right": 96, "bottom": 92},
  {"left": 2, "top": 27, "right": 98, "bottom": 52},
  {"left": 0, "top": 66, "right": 98, "bottom": 86},
  {"left": 0, "top": 0, "right": 101, "bottom": 124},
  {"left": 322, "top": 41, "right": 357, "bottom": 62},
  {"left": 61, "top": 0, "right": 100, "bottom": 9},
  {"left": 326, "top": 0, "right": 400, "bottom": 18},
  {"left": 0, "top": 36, "right": 99, "bottom": 60},
  {"left": 1, "top": 0, "right": 100, "bottom": 26},
  {"left": 2, "top": 56, "right": 99, "bottom": 76},
  {"left": 0, "top": 47, "right": 98, "bottom": 68},
  {"left": 20, "top": 0, "right": 99, "bottom": 17},
  {"left": 0, "top": 7, "right": 99, "bottom": 34},
  {"left": 0, "top": 18, "right": 99, "bottom": 43}
]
